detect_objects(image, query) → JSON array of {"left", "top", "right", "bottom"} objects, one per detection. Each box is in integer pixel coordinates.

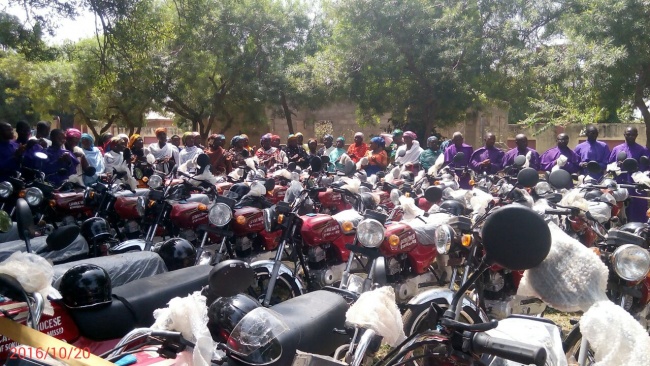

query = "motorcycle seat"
[
  {"left": 51, "top": 251, "right": 168, "bottom": 289},
  {"left": 114, "top": 188, "right": 150, "bottom": 197},
  {"left": 186, "top": 193, "right": 210, "bottom": 204},
  {"left": 266, "top": 290, "right": 349, "bottom": 365},
  {"left": 67, "top": 265, "right": 211, "bottom": 341},
  {"left": 0, "top": 235, "right": 88, "bottom": 264}
]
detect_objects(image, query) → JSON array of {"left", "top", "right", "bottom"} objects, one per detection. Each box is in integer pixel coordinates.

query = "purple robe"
[
  {"left": 574, "top": 140, "right": 610, "bottom": 178},
  {"left": 444, "top": 143, "right": 473, "bottom": 189},
  {"left": 0, "top": 141, "right": 19, "bottom": 181},
  {"left": 609, "top": 142, "right": 650, "bottom": 223},
  {"left": 540, "top": 146, "right": 581, "bottom": 174},
  {"left": 24, "top": 146, "right": 79, "bottom": 186},
  {"left": 502, "top": 147, "right": 541, "bottom": 171},
  {"left": 469, "top": 147, "right": 505, "bottom": 174}
]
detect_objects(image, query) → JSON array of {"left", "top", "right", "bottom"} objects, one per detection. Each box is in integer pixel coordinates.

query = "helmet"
[
  {"left": 80, "top": 217, "right": 111, "bottom": 242},
  {"left": 207, "top": 294, "right": 260, "bottom": 342},
  {"left": 157, "top": 238, "right": 197, "bottom": 271},
  {"left": 439, "top": 200, "right": 465, "bottom": 216},
  {"left": 359, "top": 192, "right": 378, "bottom": 211},
  {"left": 59, "top": 264, "right": 112, "bottom": 308}
]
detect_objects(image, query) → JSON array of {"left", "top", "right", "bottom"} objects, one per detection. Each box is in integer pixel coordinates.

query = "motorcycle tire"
[
  {"left": 563, "top": 324, "right": 596, "bottom": 366},
  {"left": 249, "top": 267, "right": 302, "bottom": 306},
  {"left": 402, "top": 299, "right": 483, "bottom": 336}
]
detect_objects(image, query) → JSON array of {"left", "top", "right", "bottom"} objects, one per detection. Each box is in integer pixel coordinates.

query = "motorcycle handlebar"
[
  {"left": 544, "top": 208, "right": 571, "bottom": 216},
  {"left": 471, "top": 332, "right": 546, "bottom": 366}
]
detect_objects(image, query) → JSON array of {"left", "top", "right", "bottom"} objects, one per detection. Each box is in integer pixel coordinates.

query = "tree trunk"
[
  {"left": 280, "top": 92, "right": 294, "bottom": 134},
  {"left": 634, "top": 74, "right": 650, "bottom": 148}
]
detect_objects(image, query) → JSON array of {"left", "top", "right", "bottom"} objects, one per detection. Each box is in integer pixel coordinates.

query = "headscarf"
[
  {"left": 155, "top": 127, "right": 167, "bottom": 136},
  {"left": 287, "top": 134, "right": 297, "bottom": 143},
  {"left": 403, "top": 131, "right": 417, "bottom": 140},
  {"left": 109, "top": 137, "right": 122, "bottom": 150},
  {"left": 354, "top": 132, "right": 364, "bottom": 138},
  {"left": 308, "top": 138, "right": 317, "bottom": 145},
  {"left": 371, "top": 136, "right": 386, "bottom": 148},
  {"left": 336, "top": 137, "right": 345, "bottom": 143},
  {"left": 427, "top": 136, "right": 438, "bottom": 144},
  {"left": 392, "top": 129, "right": 403, "bottom": 137},
  {"left": 128, "top": 134, "right": 141, "bottom": 149},
  {"left": 271, "top": 135, "right": 281, "bottom": 142},
  {"left": 65, "top": 128, "right": 82, "bottom": 140},
  {"left": 118, "top": 134, "right": 129, "bottom": 141},
  {"left": 182, "top": 132, "right": 194, "bottom": 145},
  {"left": 294, "top": 132, "right": 303, "bottom": 138},
  {"left": 323, "top": 134, "right": 333, "bottom": 141},
  {"left": 80, "top": 133, "right": 94, "bottom": 149}
]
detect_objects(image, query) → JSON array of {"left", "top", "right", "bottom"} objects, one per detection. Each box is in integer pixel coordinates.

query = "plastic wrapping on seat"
[
  {"left": 518, "top": 222, "right": 608, "bottom": 312},
  {"left": 285, "top": 180, "right": 303, "bottom": 203},
  {"left": 152, "top": 291, "right": 214, "bottom": 366},
  {"left": 532, "top": 199, "right": 560, "bottom": 226},
  {"left": 468, "top": 189, "right": 493, "bottom": 216},
  {"left": 632, "top": 171, "right": 650, "bottom": 186},
  {"left": 0, "top": 222, "right": 20, "bottom": 242},
  {"left": 340, "top": 177, "right": 361, "bottom": 194},
  {"left": 345, "top": 286, "right": 405, "bottom": 347},
  {"left": 587, "top": 201, "right": 611, "bottom": 224},
  {"left": 481, "top": 317, "right": 567, "bottom": 366},
  {"left": 0, "top": 234, "right": 89, "bottom": 263},
  {"left": 399, "top": 196, "right": 424, "bottom": 221},
  {"left": 559, "top": 189, "right": 589, "bottom": 212},
  {"left": 612, "top": 187, "right": 629, "bottom": 202},
  {"left": 332, "top": 209, "right": 363, "bottom": 228},
  {"left": 51, "top": 251, "right": 167, "bottom": 289},
  {"left": 405, "top": 213, "right": 452, "bottom": 245},
  {"left": 0, "top": 252, "right": 60, "bottom": 315},
  {"left": 580, "top": 300, "right": 650, "bottom": 365}
]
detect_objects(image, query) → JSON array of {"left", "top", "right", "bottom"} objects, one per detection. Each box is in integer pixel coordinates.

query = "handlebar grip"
[
  {"left": 471, "top": 332, "right": 546, "bottom": 366},
  {"left": 310, "top": 187, "right": 327, "bottom": 193},
  {"left": 332, "top": 188, "right": 347, "bottom": 194},
  {"left": 544, "top": 209, "right": 571, "bottom": 215}
]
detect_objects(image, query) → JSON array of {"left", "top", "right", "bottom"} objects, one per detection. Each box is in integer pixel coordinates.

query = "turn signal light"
[
  {"left": 341, "top": 221, "right": 354, "bottom": 233},
  {"left": 461, "top": 234, "right": 472, "bottom": 247},
  {"left": 197, "top": 204, "right": 208, "bottom": 211},
  {"left": 591, "top": 247, "right": 601, "bottom": 257},
  {"left": 434, "top": 181, "right": 440, "bottom": 185},
  {"left": 148, "top": 200, "right": 156, "bottom": 207},
  {"left": 89, "top": 191, "right": 95, "bottom": 199},
  {"left": 646, "top": 208, "right": 650, "bottom": 218},
  {"left": 277, "top": 214, "right": 285, "bottom": 224},
  {"left": 388, "top": 235, "right": 400, "bottom": 247},
  {"left": 18, "top": 190, "right": 25, "bottom": 198},
  {"left": 405, "top": 192, "right": 410, "bottom": 198},
  {"left": 236, "top": 215, "right": 247, "bottom": 225},
  {"left": 49, "top": 200, "right": 56, "bottom": 207},
  {"left": 142, "top": 177, "right": 149, "bottom": 183},
  {"left": 469, "top": 180, "right": 475, "bottom": 186}
]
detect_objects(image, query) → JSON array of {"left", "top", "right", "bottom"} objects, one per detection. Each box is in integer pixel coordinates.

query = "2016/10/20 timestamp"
[{"left": 9, "top": 346, "right": 91, "bottom": 360}]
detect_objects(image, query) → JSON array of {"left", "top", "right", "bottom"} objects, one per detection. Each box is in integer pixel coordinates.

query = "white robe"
[
  {"left": 179, "top": 146, "right": 204, "bottom": 166},
  {"left": 104, "top": 151, "right": 137, "bottom": 190},
  {"left": 148, "top": 142, "right": 180, "bottom": 174},
  {"left": 395, "top": 141, "right": 423, "bottom": 165}
]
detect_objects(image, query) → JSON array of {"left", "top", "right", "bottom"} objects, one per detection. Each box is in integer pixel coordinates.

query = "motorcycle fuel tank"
[
  {"left": 53, "top": 192, "right": 87, "bottom": 213},
  {"left": 232, "top": 206, "right": 265, "bottom": 235},
  {"left": 381, "top": 222, "right": 418, "bottom": 255},
  {"left": 266, "top": 186, "right": 287, "bottom": 205},
  {"left": 300, "top": 214, "right": 342, "bottom": 246},
  {"left": 114, "top": 196, "right": 142, "bottom": 220},
  {"left": 170, "top": 202, "right": 209, "bottom": 229}
]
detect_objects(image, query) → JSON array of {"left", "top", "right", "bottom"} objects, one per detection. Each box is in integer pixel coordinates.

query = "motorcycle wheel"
[
  {"left": 402, "top": 300, "right": 483, "bottom": 336},
  {"left": 563, "top": 324, "right": 596, "bottom": 366},
  {"left": 249, "top": 268, "right": 301, "bottom": 306}
]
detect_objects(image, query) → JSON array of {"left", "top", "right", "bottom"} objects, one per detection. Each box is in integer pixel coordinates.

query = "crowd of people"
[{"left": 1, "top": 120, "right": 648, "bottom": 221}]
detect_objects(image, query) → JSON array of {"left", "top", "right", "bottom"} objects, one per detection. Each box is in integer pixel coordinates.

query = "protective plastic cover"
[
  {"left": 345, "top": 286, "right": 405, "bottom": 347},
  {"left": 587, "top": 201, "right": 611, "bottom": 224},
  {"left": 51, "top": 251, "right": 167, "bottom": 289},
  {"left": 405, "top": 213, "right": 453, "bottom": 246},
  {"left": 0, "top": 252, "right": 60, "bottom": 315},
  {"left": 481, "top": 318, "right": 566, "bottom": 366},
  {"left": 0, "top": 234, "right": 89, "bottom": 263},
  {"left": 332, "top": 209, "right": 363, "bottom": 228},
  {"left": 152, "top": 291, "right": 214, "bottom": 366},
  {"left": 0, "top": 222, "right": 20, "bottom": 242},
  {"left": 559, "top": 189, "right": 589, "bottom": 212},
  {"left": 399, "top": 196, "right": 424, "bottom": 221}
]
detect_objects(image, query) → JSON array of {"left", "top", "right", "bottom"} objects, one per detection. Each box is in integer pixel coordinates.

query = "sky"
[{"left": 3, "top": 3, "right": 97, "bottom": 45}]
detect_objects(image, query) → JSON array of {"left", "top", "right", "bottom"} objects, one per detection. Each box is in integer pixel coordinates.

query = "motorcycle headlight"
[
  {"left": 612, "top": 244, "right": 650, "bottom": 282},
  {"left": 0, "top": 181, "right": 13, "bottom": 198},
  {"left": 356, "top": 219, "right": 384, "bottom": 248},
  {"left": 263, "top": 207, "right": 275, "bottom": 232},
  {"left": 25, "top": 187, "right": 43, "bottom": 206},
  {"left": 534, "top": 182, "right": 552, "bottom": 196},
  {"left": 136, "top": 196, "right": 146, "bottom": 217},
  {"left": 148, "top": 174, "right": 163, "bottom": 189},
  {"left": 434, "top": 224, "right": 454, "bottom": 254},
  {"left": 209, "top": 203, "right": 232, "bottom": 227}
]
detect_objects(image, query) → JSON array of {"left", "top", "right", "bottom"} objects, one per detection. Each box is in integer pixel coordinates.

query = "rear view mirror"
[
  {"left": 517, "top": 167, "right": 539, "bottom": 187},
  {"left": 513, "top": 155, "right": 526, "bottom": 167},
  {"left": 264, "top": 178, "right": 275, "bottom": 192},
  {"left": 452, "top": 152, "right": 465, "bottom": 164},
  {"left": 424, "top": 186, "right": 443, "bottom": 203},
  {"left": 398, "top": 149, "right": 406, "bottom": 157},
  {"left": 309, "top": 156, "right": 323, "bottom": 173},
  {"left": 641, "top": 156, "right": 650, "bottom": 166},
  {"left": 196, "top": 153, "right": 210, "bottom": 168},
  {"left": 586, "top": 161, "right": 602, "bottom": 174},
  {"left": 287, "top": 162, "right": 297, "bottom": 172},
  {"left": 16, "top": 198, "right": 35, "bottom": 244},
  {"left": 622, "top": 158, "right": 639, "bottom": 173},
  {"left": 320, "top": 155, "right": 330, "bottom": 165},
  {"left": 548, "top": 169, "right": 572, "bottom": 189},
  {"left": 34, "top": 152, "right": 48, "bottom": 160},
  {"left": 617, "top": 151, "right": 628, "bottom": 162}
]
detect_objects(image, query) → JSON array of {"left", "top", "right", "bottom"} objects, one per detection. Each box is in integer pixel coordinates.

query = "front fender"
[
  {"left": 110, "top": 239, "right": 146, "bottom": 253},
  {"left": 250, "top": 259, "right": 306, "bottom": 295},
  {"left": 406, "top": 287, "right": 489, "bottom": 323}
]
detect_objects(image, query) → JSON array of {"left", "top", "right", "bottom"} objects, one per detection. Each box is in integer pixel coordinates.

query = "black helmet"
[
  {"left": 59, "top": 264, "right": 112, "bottom": 308},
  {"left": 157, "top": 238, "right": 197, "bottom": 271},
  {"left": 207, "top": 294, "right": 260, "bottom": 342},
  {"left": 439, "top": 200, "right": 465, "bottom": 216},
  {"left": 80, "top": 217, "right": 111, "bottom": 242},
  {"left": 359, "top": 192, "right": 378, "bottom": 211}
]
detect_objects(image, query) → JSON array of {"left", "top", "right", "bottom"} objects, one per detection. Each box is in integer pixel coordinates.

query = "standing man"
[
  {"left": 540, "top": 133, "right": 581, "bottom": 173},
  {"left": 574, "top": 126, "right": 610, "bottom": 178},
  {"left": 347, "top": 132, "right": 368, "bottom": 164},
  {"left": 609, "top": 127, "right": 650, "bottom": 223},
  {"left": 35, "top": 121, "right": 51, "bottom": 147},
  {"left": 470, "top": 133, "right": 504, "bottom": 174},
  {"left": 443, "top": 132, "right": 473, "bottom": 189},
  {"left": 502, "top": 134, "right": 541, "bottom": 170},
  {"left": 24, "top": 129, "right": 79, "bottom": 186}
]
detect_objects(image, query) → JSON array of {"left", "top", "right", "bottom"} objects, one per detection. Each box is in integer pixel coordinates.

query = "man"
[
  {"left": 179, "top": 131, "right": 204, "bottom": 166},
  {"left": 395, "top": 131, "right": 423, "bottom": 166},
  {"left": 347, "top": 132, "right": 368, "bottom": 164},
  {"left": 540, "top": 133, "right": 581, "bottom": 173},
  {"left": 0, "top": 122, "right": 19, "bottom": 182},
  {"left": 14, "top": 121, "right": 31, "bottom": 145},
  {"left": 255, "top": 133, "right": 283, "bottom": 169},
  {"left": 419, "top": 136, "right": 442, "bottom": 171},
  {"left": 284, "top": 134, "right": 309, "bottom": 168},
  {"left": 470, "top": 133, "right": 504, "bottom": 174},
  {"left": 502, "top": 134, "right": 541, "bottom": 171},
  {"left": 35, "top": 121, "right": 51, "bottom": 147},
  {"left": 574, "top": 125, "right": 610, "bottom": 178},
  {"left": 388, "top": 129, "right": 404, "bottom": 163},
  {"left": 149, "top": 128, "right": 179, "bottom": 174},
  {"left": 205, "top": 134, "right": 231, "bottom": 174},
  {"left": 443, "top": 132, "right": 473, "bottom": 189},
  {"left": 609, "top": 127, "right": 650, "bottom": 223},
  {"left": 317, "top": 134, "right": 335, "bottom": 157},
  {"left": 24, "top": 129, "right": 79, "bottom": 186}
]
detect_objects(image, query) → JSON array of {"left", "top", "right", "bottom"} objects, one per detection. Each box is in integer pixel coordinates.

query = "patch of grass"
[{"left": 545, "top": 307, "right": 582, "bottom": 335}]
